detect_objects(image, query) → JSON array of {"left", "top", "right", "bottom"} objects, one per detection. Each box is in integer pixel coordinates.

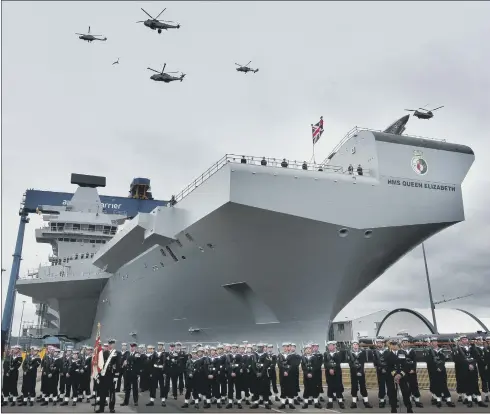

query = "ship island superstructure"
[
  {"left": 14, "top": 175, "right": 164, "bottom": 341},
  {"left": 15, "top": 120, "right": 475, "bottom": 346}
]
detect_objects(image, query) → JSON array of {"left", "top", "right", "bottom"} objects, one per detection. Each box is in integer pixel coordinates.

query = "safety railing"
[
  {"left": 39, "top": 227, "right": 117, "bottom": 235},
  {"left": 322, "top": 126, "right": 447, "bottom": 166},
  {"left": 19, "top": 268, "right": 108, "bottom": 280},
  {"left": 174, "top": 154, "right": 346, "bottom": 203}
]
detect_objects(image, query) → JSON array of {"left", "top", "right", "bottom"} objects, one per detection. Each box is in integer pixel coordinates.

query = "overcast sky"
[{"left": 2, "top": 1, "right": 489, "bottom": 338}]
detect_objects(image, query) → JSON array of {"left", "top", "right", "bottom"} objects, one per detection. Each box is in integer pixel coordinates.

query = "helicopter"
[
  {"left": 76, "top": 26, "right": 107, "bottom": 42},
  {"left": 137, "top": 8, "right": 180, "bottom": 34},
  {"left": 235, "top": 61, "right": 259, "bottom": 74},
  {"left": 147, "top": 64, "right": 186, "bottom": 83},
  {"left": 405, "top": 105, "right": 444, "bottom": 120}
]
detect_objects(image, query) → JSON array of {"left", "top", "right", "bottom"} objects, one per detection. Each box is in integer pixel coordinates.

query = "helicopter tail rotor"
[
  {"left": 180, "top": 74, "right": 186, "bottom": 82},
  {"left": 254, "top": 69, "right": 259, "bottom": 73}
]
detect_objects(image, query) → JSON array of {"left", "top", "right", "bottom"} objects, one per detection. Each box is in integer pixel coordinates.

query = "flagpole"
[{"left": 310, "top": 124, "right": 315, "bottom": 164}]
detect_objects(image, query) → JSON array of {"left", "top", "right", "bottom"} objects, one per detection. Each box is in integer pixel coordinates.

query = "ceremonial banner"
[{"left": 91, "top": 322, "right": 104, "bottom": 379}]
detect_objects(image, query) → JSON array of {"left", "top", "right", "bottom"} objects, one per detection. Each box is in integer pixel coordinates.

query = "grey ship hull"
[
  {"left": 95, "top": 204, "right": 451, "bottom": 346},
  {"left": 90, "top": 130, "right": 474, "bottom": 346},
  {"left": 17, "top": 129, "right": 475, "bottom": 346}
]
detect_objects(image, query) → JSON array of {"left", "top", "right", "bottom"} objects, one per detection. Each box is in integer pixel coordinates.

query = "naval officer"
[
  {"left": 121, "top": 342, "right": 140, "bottom": 407},
  {"left": 346, "top": 340, "right": 372, "bottom": 409}
]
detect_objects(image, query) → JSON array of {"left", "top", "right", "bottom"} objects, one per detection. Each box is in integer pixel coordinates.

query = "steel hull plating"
[{"left": 92, "top": 202, "right": 452, "bottom": 346}]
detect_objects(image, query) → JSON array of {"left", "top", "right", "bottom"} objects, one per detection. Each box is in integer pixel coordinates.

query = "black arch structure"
[
  {"left": 376, "top": 308, "right": 435, "bottom": 336},
  {"left": 376, "top": 308, "right": 489, "bottom": 337}
]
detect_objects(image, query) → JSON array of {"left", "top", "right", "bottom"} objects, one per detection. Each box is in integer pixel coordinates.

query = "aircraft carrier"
[{"left": 14, "top": 116, "right": 475, "bottom": 346}]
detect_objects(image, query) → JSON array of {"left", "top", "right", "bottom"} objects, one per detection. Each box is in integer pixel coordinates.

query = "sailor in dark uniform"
[
  {"left": 289, "top": 343, "right": 302, "bottom": 404},
  {"left": 400, "top": 337, "right": 423, "bottom": 407},
  {"left": 116, "top": 343, "right": 128, "bottom": 393},
  {"left": 267, "top": 344, "right": 279, "bottom": 402},
  {"left": 251, "top": 343, "right": 272, "bottom": 409},
  {"left": 39, "top": 346, "right": 53, "bottom": 402},
  {"left": 79, "top": 346, "right": 93, "bottom": 402},
  {"left": 145, "top": 345, "right": 161, "bottom": 406},
  {"left": 2, "top": 345, "right": 23, "bottom": 407},
  {"left": 166, "top": 342, "right": 181, "bottom": 400},
  {"left": 61, "top": 349, "right": 83, "bottom": 406},
  {"left": 323, "top": 340, "right": 344, "bottom": 409},
  {"left": 206, "top": 346, "right": 222, "bottom": 407},
  {"left": 155, "top": 342, "right": 167, "bottom": 406},
  {"left": 450, "top": 336, "right": 465, "bottom": 402},
  {"left": 311, "top": 343, "right": 324, "bottom": 402},
  {"left": 484, "top": 336, "right": 490, "bottom": 402},
  {"left": 216, "top": 344, "right": 228, "bottom": 405},
  {"left": 58, "top": 347, "right": 72, "bottom": 403},
  {"left": 475, "top": 336, "right": 489, "bottom": 402},
  {"left": 194, "top": 347, "right": 210, "bottom": 409},
  {"left": 21, "top": 346, "right": 42, "bottom": 406},
  {"left": 424, "top": 337, "right": 455, "bottom": 407},
  {"left": 346, "top": 340, "right": 372, "bottom": 409},
  {"left": 300, "top": 343, "right": 322, "bottom": 409},
  {"left": 40, "top": 347, "right": 59, "bottom": 406},
  {"left": 242, "top": 344, "right": 255, "bottom": 405},
  {"left": 138, "top": 344, "right": 149, "bottom": 392},
  {"left": 226, "top": 343, "right": 243, "bottom": 408},
  {"left": 121, "top": 342, "right": 140, "bottom": 407},
  {"left": 277, "top": 342, "right": 295, "bottom": 409},
  {"left": 372, "top": 336, "right": 389, "bottom": 408},
  {"left": 95, "top": 338, "right": 121, "bottom": 413},
  {"left": 176, "top": 342, "right": 187, "bottom": 395},
  {"left": 453, "top": 334, "right": 487, "bottom": 407},
  {"left": 384, "top": 339, "right": 413, "bottom": 413},
  {"left": 182, "top": 349, "right": 198, "bottom": 408}
]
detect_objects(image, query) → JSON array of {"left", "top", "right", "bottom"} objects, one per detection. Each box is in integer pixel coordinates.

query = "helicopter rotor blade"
[
  {"left": 136, "top": 21, "right": 146, "bottom": 23},
  {"left": 404, "top": 109, "right": 416, "bottom": 112},
  {"left": 75, "top": 33, "right": 84, "bottom": 36},
  {"left": 235, "top": 63, "right": 242, "bottom": 66},
  {"left": 245, "top": 61, "right": 251, "bottom": 67},
  {"left": 147, "top": 67, "right": 160, "bottom": 73},
  {"left": 162, "top": 63, "right": 166, "bottom": 73},
  {"left": 167, "top": 71, "right": 179, "bottom": 73},
  {"left": 154, "top": 8, "right": 166, "bottom": 20},
  {"left": 418, "top": 108, "right": 430, "bottom": 111},
  {"left": 141, "top": 8, "right": 154, "bottom": 20},
  {"left": 88, "top": 26, "right": 91, "bottom": 34},
  {"left": 431, "top": 106, "right": 444, "bottom": 111}
]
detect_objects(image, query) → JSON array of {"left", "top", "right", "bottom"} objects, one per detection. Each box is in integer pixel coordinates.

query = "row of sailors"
[{"left": 3, "top": 335, "right": 490, "bottom": 413}]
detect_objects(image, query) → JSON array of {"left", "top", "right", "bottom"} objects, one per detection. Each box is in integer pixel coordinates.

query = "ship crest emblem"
[{"left": 411, "top": 156, "right": 428, "bottom": 175}]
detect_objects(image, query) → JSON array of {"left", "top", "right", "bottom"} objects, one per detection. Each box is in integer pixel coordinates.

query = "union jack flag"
[
  {"left": 91, "top": 322, "right": 104, "bottom": 380},
  {"left": 311, "top": 116, "right": 324, "bottom": 145}
]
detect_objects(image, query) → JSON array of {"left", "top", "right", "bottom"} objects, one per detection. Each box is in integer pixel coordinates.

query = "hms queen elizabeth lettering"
[{"left": 387, "top": 178, "right": 456, "bottom": 192}]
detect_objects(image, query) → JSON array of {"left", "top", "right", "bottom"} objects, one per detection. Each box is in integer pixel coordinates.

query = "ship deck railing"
[
  {"left": 174, "top": 154, "right": 367, "bottom": 203},
  {"left": 19, "top": 268, "right": 107, "bottom": 281},
  {"left": 37, "top": 227, "right": 118, "bottom": 235},
  {"left": 322, "top": 126, "right": 447, "bottom": 166}
]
